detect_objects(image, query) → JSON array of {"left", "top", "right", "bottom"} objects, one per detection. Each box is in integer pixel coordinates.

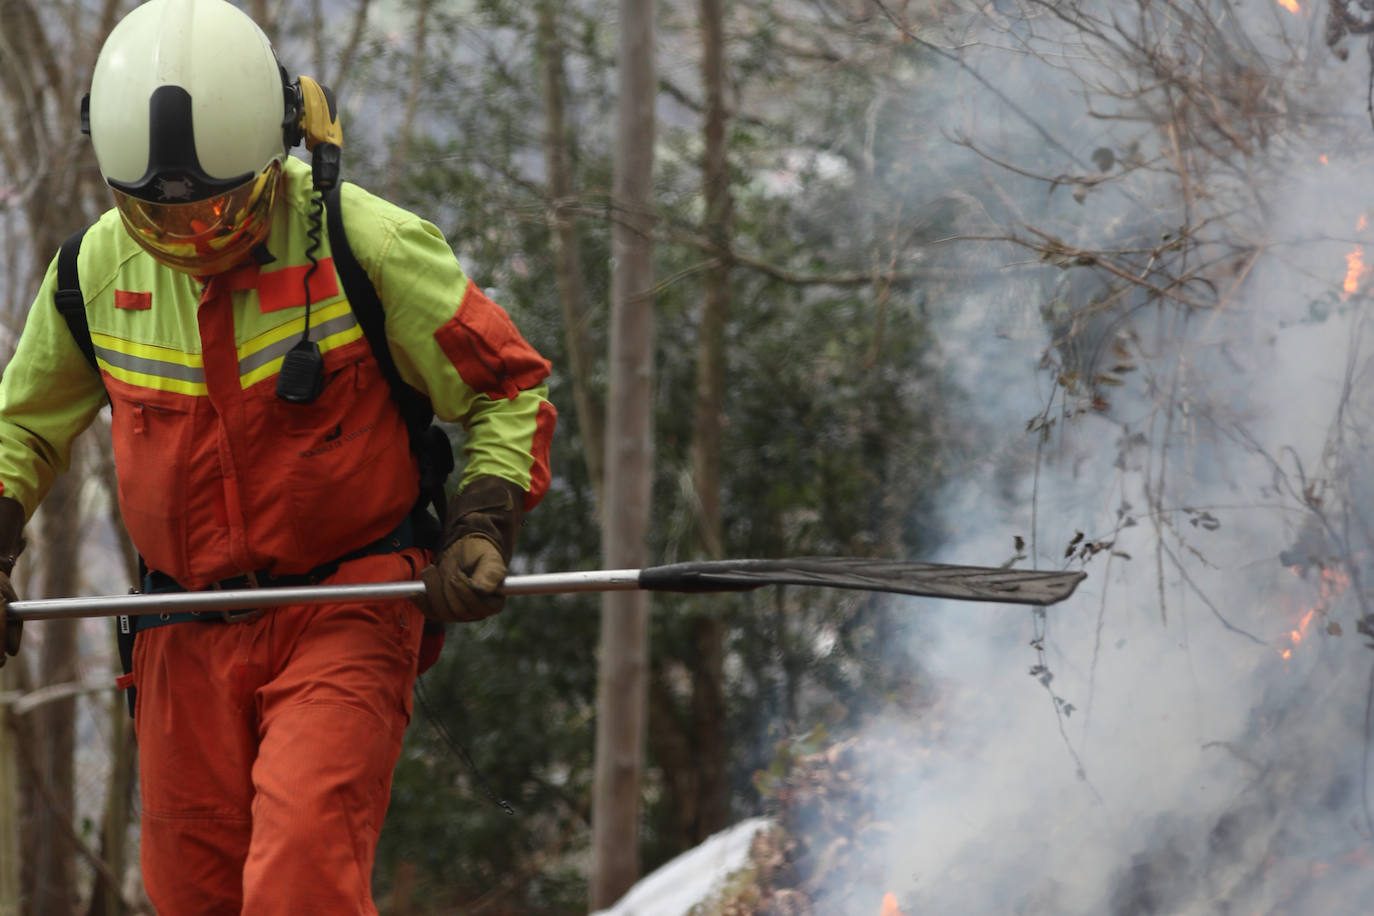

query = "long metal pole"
[
  {"left": 7, "top": 559, "right": 1087, "bottom": 622},
  {"left": 7, "top": 571, "right": 644, "bottom": 621}
]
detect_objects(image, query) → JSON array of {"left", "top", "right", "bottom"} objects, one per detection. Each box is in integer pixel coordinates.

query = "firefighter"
[{"left": 0, "top": 0, "right": 556, "bottom": 912}]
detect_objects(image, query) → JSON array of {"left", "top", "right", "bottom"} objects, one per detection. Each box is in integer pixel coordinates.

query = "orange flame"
[
  {"left": 1275, "top": 0, "right": 1300, "bottom": 11},
  {"left": 1279, "top": 567, "right": 1351, "bottom": 661},
  {"left": 1291, "top": 609, "right": 1317, "bottom": 645},
  {"left": 881, "top": 893, "right": 912, "bottom": 916},
  {"left": 1344, "top": 247, "right": 1368, "bottom": 298}
]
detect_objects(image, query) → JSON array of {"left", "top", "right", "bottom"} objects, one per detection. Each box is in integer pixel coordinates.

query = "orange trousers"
[{"left": 130, "top": 548, "right": 428, "bottom": 915}]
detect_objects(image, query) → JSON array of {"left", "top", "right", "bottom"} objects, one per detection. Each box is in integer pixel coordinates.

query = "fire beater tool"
[{"left": 6, "top": 557, "right": 1087, "bottom": 622}]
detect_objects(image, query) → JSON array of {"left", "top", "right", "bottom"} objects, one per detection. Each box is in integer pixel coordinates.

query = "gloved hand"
[
  {"left": 415, "top": 476, "right": 525, "bottom": 622},
  {"left": 0, "top": 497, "right": 27, "bottom": 668}
]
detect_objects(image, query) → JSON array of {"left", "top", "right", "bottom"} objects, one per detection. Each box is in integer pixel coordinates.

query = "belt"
[{"left": 134, "top": 516, "right": 415, "bottom": 632}]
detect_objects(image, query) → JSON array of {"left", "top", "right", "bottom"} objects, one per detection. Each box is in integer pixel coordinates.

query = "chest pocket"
[
  {"left": 108, "top": 390, "right": 196, "bottom": 579},
  {"left": 266, "top": 355, "right": 419, "bottom": 571}
]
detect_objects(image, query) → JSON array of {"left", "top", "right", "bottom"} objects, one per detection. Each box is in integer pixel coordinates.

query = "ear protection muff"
[{"left": 282, "top": 72, "right": 342, "bottom": 191}]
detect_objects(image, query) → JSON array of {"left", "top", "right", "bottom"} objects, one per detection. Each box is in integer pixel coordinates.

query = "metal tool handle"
[
  {"left": 7, "top": 558, "right": 1086, "bottom": 622},
  {"left": 7, "top": 571, "right": 644, "bottom": 621}
]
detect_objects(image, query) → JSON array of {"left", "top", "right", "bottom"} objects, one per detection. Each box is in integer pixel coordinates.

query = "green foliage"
[
  {"left": 376, "top": 606, "right": 599, "bottom": 912},
  {"left": 343, "top": 0, "right": 969, "bottom": 910}
]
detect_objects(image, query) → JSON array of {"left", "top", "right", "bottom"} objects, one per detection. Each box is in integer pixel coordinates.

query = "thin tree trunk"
[
  {"left": 647, "top": 670, "right": 699, "bottom": 848},
  {"left": 386, "top": 0, "right": 430, "bottom": 201},
  {"left": 686, "top": 0, "right": 733, "bottom": 844},
  {"left": 23, "top": 470, "right": 84, "bottom": 916},
  {"left": 590, "top": 0, "right": 657, "bottom": 907},
  {"left": 1, "top": 8, "right": 124, "bottom": 916},
  {"left": 692, "top": 0, "right": 730, "bottom": 563},
  {"left": 326, "top": 0, "right": 375, "bottom": 94},
  {"left": 537, "top": 0, "right": 605, "bottom": 510},
  {"left": 91, "top": 429, "right": 138, "bottom": 916},
  {"left": 687, "top": 612, "right": 727, "bottom": 841},
  {"left": 85, "top": 424, "right": 138, "bottom": 916},
  {"left": 84, "top": 704, "right": 133, "bottom": 916},
  {"left": 0, "top": 668, "right": 22, "bottom": 916}
]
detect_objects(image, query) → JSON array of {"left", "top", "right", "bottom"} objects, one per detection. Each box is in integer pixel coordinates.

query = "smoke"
[{"left": 839, "top": 1, "right": 1374, "bottom": 913}]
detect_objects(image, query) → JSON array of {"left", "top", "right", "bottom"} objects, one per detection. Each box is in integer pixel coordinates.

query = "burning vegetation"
[{"left": 686, "top": 731, "right": 925, "bottom": 915}]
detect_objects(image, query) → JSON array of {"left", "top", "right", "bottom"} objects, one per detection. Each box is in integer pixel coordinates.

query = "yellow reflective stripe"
[
  {"left": 89, "top": 330, "right": 209, "bottom": 395},
  {"left": 316, "top": 323, "right": 364, "bottom": 353},
  {"left": 237, "top": 321, "right": 364, "bottom": 389},
  {"left": 90, "top": 331, "right": 204, "bottom": 368},
  {"left": 237, "top": 300, "right": 356, "bottom": 359},
  {"left": 96, "top": 358, "right": 209, "bottom": 396}
]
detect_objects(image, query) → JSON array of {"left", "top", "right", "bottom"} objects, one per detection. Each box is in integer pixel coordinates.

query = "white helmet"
[{"left": 87, "top": 0, "right": 289, "bottom": 274}]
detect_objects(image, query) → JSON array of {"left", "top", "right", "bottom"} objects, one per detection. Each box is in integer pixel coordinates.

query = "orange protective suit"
[{"left": 130, "top": 549, "right": 428, "bottom": 915}]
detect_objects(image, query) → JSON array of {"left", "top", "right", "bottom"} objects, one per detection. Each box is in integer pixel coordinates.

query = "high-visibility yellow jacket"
[{"left": 0, "top": 155, "right": 555, "bottom": 589}]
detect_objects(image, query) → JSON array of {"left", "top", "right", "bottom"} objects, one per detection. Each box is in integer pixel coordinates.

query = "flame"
[
  {"left": 1291, "top": 608, "right": 1317, "bottom": 645},
  {"left": 1321, "top": 154, "right": 1330, "bottom": 165},
  {"left": 881, "top": 893, "right": 912, "bottom": 916},
  {"left": 1318, "top": 566, "right": 1351, "bottom": 602},
  {"left": 1343, "top": 215, "right": 1371, "bottom": 299},
  {"left": 1278, "top": 567, "right": 1351, "bottom": 660},
  {"left": 1275, "top": 0, "right": 1300, "bottom": 11},
  {"left": 1344, "top": 247, "right": 1368, "bottom": 298}
]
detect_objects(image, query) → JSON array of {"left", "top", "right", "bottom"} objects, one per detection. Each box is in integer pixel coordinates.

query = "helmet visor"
[{"left": 112, "top": 161, "right": 282, "bottom": 275}]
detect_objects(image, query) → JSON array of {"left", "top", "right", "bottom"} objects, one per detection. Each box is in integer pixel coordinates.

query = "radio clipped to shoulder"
[{"left": 276, "top": 72, "right": 344, "bottom": 405}]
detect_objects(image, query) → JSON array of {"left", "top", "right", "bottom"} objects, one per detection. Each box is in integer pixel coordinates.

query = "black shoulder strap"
[
  {"left": 54, "top": 224, "right": 99, "bottom": 371},
  {"left": 324, "top": 185, "right": 453, "bottom": 536},
  {"left": 323, "top": 185, "right": 433, "bottom": 439},
  {"left": 56, "top": 224, "right": 133, "bottom": 711}
]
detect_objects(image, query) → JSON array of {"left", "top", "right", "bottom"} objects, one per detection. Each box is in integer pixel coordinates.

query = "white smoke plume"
[{"left": 843, "top": 1, "right": 1374, "bottom": 913}]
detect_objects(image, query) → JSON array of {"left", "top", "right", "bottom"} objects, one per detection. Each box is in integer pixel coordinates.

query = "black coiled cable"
[
  {"left": 302, "top": 191, "right": 324, "bottom": 315},
  {"left": 275, "top": 193, "right": 327, "bottom": 403}
]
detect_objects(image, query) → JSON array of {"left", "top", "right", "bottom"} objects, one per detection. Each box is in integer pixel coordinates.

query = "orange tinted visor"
[{"left": 113, "top": 161, "right": 282, "bottom": 275}]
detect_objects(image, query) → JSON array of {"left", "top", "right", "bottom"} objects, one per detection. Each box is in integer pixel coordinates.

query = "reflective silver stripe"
[
  {"left": 237, "top": 312, "right": 360, "bottom": 377},
  {"left": 92, "top": 345, "right": 206, "bottom": 383}
]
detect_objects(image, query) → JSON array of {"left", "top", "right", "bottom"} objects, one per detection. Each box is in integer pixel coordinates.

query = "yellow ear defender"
[{"left": 286, "top": 74, "right": 343, "bottom": 191}]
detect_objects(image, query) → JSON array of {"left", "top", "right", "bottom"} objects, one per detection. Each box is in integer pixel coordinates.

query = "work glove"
[
  {"left": 415, "top": 476, "right": 525, "bottom": 622},
  {"left": 0, "top": 497, "right": 27, "bottom": 668}
]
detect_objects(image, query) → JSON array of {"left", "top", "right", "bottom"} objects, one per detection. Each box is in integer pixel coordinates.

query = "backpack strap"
[
  {"left": 323, "top": 185, "right": 454, "bottom": 537},
  {"left": 53, "top": 225, "right": 137, "bottom": 711},
  {"left": 324, "top": 185, "right": 432, "bottom": 439},
  {"left": 324, "top": 185, "right": 454, "bottom": 666},
  {"left": 53, "top": 224, "right": 99, "bottom": 372}
]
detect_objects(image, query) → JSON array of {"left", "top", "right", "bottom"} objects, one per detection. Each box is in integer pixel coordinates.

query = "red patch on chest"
[
  {"left": 115, "top": 290, "right": 152, "bottom": 310},
  {"left": 257, "top": 259, "right": 340, "bottom": 313}
]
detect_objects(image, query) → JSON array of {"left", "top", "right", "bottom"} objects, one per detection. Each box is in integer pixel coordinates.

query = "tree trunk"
[
  {"left": 686, "top": 0, "right": 733, "bottom": 844},
  {"left": 22, "top": 470, "right": 84, "bottom": 916},
  {"left": 537, "top": 0, "right": 605, "bottom": 511},
  {"left": 590, "top": 0, "right": 657, "bottom": 908},
  {"left": 0, "top": 666, "right": 23, "bottom": 916},
  {"left": 692, "top": 0, "right": 730, "bottom": 563},
  {"left": 85, "top": 425, "right": 140, "bottom": 916},
  {"left": 385, "top": 0, "right": 430, "bottom": 201},
  {"left": 84, "top": 700, "right": 134, "bottom": 916},
  {"left": 2, "top": 7, "right": 128, "bottom": 911}
]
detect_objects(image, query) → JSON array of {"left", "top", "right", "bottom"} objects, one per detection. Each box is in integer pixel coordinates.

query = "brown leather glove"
[
  {"left": 415, "top": 476, "right": 525, "bottom": 622},
  {"left": 0, "top": 497, "right": 27, "bottom": 668}
]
